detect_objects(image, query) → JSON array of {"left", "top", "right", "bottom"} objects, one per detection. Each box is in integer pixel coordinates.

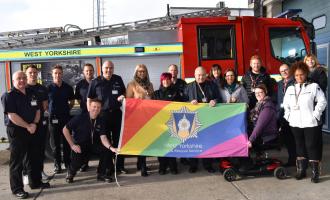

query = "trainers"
[
  {"left": 14, "top": 190, "right": 29, "bottom": 199},
  {"left": 116, "top": 167, "right": 128, "bottom": 174},
  {"left": 54, "top": 164, "right": 62, "bottom": 174},
  {"left": 66, "top": 173, "right": 74, "bottom": 183},
  {"left": 97, "top": 174, "right": 113, "bottom": 183},
  {"left": 80, "top": 164, "right": 89, "bottom": 172},
  {"left": 42, "top": 171, "right": 50, "bottom": 181},
  {"left": 23, "top": 175, "right": 29, "bottom": 185}
]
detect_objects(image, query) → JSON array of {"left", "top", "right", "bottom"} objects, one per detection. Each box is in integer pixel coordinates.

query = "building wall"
[{"left": 283, "top": 0, "right": 330, "bottom": 44}]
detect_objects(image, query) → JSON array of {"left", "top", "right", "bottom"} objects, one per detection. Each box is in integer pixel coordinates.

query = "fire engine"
[{"left": 0, "top": 7, "right": 316, "bottom": 141}]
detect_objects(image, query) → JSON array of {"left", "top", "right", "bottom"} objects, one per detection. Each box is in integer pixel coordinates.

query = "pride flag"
[{"left": 118, "top": 99, "right": 248, "bottom": 158}]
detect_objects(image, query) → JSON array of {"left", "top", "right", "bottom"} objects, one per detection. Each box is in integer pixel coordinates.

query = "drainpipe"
[{"left": 260, "top": 0, "right": 264, "bottom": 17}]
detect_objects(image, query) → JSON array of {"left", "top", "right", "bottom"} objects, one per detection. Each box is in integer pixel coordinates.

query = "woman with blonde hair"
[
  {"left": 126, "top": 64, "right": 154, "bottom": 100},
  {"left": 126, "top": 64, "right": 154, "bottom": 176},
  {"left": 304, "top": 54, "right": 327, "bottom": 93}
]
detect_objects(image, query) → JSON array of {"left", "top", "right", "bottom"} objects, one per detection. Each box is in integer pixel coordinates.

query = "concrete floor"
[{"left": 1, "top": 136, "right": 330, "bottom": 200}]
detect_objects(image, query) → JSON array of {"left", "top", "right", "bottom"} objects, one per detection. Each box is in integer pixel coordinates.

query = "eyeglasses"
[{"left": 280, "top": 69, "right": 289, "bottom": 73}]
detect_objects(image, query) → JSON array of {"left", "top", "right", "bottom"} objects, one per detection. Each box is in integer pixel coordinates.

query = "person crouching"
[{"left": 63, "top": 98, "right": 117, "bottom": 183}]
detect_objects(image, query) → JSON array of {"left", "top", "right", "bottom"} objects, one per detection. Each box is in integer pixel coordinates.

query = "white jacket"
[{"left": 283, "top": 82, "right": 327, "bottom": 128}]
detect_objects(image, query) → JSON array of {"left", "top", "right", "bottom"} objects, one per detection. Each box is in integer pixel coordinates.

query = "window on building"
[
  {"left": 198, "top": 26, "right": 235, "bottom": 60},
  {"left": 312, "top": 15, "right": 326, "bottom": 30},
  {"left": 269, "top": 27, "right": 306, "bottom": 64}
]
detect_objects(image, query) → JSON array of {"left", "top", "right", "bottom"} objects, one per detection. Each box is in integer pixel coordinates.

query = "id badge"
[
  {"left": 31, "top": 100, "right": 37, "bottom": 106},
  {"left": 202, "top": 98, "right": 207, "bottom": 103},
  {"left": 52, "top": 119, "right": 59, "bottom": 124},
  {"left": 112, "top": 90, "right": 118, "bottom": 95},
  {"left": 293, "top": 105, "right": 300, "bottom": 110}
]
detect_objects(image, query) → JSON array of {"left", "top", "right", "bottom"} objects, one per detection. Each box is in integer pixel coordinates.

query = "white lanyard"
[{"left": 197, "top": 82, "right": 207, "bottom": 102}]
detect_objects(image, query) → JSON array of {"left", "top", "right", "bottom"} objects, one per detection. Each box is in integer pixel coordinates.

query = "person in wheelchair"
[
  {"left": 248, "top": 84, "right": 278, "bottom": 149},
  {"left": 239, "top": 84, "right": 278, "bottom": 171}
]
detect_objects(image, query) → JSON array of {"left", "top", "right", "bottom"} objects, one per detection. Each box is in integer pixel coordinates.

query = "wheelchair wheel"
[
  {"left": 223, "top": 168, "right": 237, "bottom": 182},
  {"left": 274, "top": 167, "right": 287, "bottom": 179}
]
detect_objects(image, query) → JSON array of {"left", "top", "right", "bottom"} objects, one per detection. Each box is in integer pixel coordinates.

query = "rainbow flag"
[{"left": 118, "top": 99, "right": 248, "bottom": 158}]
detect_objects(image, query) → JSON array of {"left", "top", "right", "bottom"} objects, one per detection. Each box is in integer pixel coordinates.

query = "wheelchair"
[{"left": 220, "top": 137, "right": 288, "bottom": 182}]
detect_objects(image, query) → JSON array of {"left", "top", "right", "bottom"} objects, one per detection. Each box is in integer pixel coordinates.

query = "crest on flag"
[{"left": 166, "top": 106, "right": 202, "bottom": 142}]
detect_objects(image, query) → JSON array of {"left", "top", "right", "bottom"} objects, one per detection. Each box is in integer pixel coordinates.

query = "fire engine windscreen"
[{"left": 269, "top": 27, "right": 306, "bottom": 65}]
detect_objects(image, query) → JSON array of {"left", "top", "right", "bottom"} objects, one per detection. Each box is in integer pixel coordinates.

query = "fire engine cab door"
[
  {"left": 264, "top": 25, "right": 308, "bottom": 75},
  {"left": 197, "top": 21, "right": 243, "bottom": 74}
]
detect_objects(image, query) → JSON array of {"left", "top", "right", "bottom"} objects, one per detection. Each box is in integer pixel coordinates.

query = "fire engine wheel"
[
  {"left": 223, "top": 168, "right": 237, "bottom": 182},
  {"left": 274, "top": 167, "right": 287, "bottom": 179}
]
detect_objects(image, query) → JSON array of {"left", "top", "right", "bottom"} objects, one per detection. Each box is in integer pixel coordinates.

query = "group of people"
[{"left": 1, "top": 53, "right": 327, "bottom": 199}]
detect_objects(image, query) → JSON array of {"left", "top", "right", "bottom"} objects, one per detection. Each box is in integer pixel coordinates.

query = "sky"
[{"left": 0, "top": 0, "right": 248, "bottom": 32}]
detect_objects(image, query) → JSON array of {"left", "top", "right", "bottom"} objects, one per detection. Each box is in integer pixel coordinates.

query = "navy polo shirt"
[
  {"left": 66, "top": 112, "right": 107, "bottom": 144},
  {"left": 48, "top": 81, "right": 74, "bottom": 119},
  {"left": 87, "top": 75, "right": 126, "bottom": 111},
  {"left": 1, "top": 87, "right": 40, "bottom": 127},
  {"left": 27, "top": 83, "right": 48, "bottom": 113},
  {"left": 74, "top": 79, "right": 89, "bottom": 112}
]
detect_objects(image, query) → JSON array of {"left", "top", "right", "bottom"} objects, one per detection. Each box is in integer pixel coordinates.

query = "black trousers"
[
  {"left": 68, "top": 143, "right": 114, "bottom": 176},
  {"left": 101, "top": 109, "right": 124, "bottom": 169},
  {"left": 25, "top": 121, "right": 49, "bottom": 187},
  {"left": 158, "top": 157, "right": 177, "bottom": 171},
  {"left": 7, "top": 126, "right": 39, "bottom": 194},
  {"left": 49, "top": 118, "right": 70, "bottom": 167},
  {"left": 280, "top": 119, "right": 296, "bottom": 162},
  {"left": 291, "top": 126, "right": 322, "bottom": 160}
]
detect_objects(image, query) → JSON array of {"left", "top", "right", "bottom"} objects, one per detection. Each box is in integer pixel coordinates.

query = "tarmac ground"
[{"left": 1, "top": 135, "right": 330, "bottom": 200}]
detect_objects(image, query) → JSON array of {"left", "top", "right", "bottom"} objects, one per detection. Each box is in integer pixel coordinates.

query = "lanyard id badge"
[
  {"left": 293, "top": 84, "right": 303, "bottom": 110},
  {"left": 197, "top": 83, "right": 207, "bottom": 103}
]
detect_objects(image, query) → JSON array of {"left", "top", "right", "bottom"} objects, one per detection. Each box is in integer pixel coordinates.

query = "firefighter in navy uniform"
[
  {"left": 25, "top": 65, "right": 51, "bottom": 185},
  {"left": 74, "top": 63, "right": 95, "bottom": 171},
  {"left": 63, "top": 99, "right": 117, "bottom": 183},
  {"left": 1, "top": 71, "right": 49, "bottom": 199},
  {"left": 87, "top": 60, "right": 127, "bottom": 174},
  {"left": 48, "top": 65, "right": 75, "bottom": 173},
  {"left": 75, "top": 63, "right": 94, "bottom": 113}
]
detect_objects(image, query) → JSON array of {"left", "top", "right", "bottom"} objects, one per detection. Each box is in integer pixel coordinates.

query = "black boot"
[
  {"left": 310, "top": 161, "right": 320, "bottom": 183},
  {"left": 295, "top": 159, "right": 307, "bottom": 180}
]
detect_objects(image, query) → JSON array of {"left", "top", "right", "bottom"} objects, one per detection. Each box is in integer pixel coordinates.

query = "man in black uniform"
[
  {"left": 168, "top": 64, "right": 188, "bottom": 165},
  {"left": 25, "top": 65, "right": 51, "bottom": 187},
  {"left": 184, "top": 66, "right": 220, "bottom": 173},
  {"left": 74, "top": 63, "right": 95, "bottom": 171},
  {"left": 63, "top": 99, "right": 117, "bottom": 183},
  {"left": 87, "top": 60, "right": 127, "bottom": 174},
  {"left": 1, "top": 71, "right": 44, "bottom": 199},
  {"left": 168, "top": 64, "right": 187, "bottom": 94},
  {"left": 48, "top": 65, "right": 75, "bottom": 173},
  {"left": 75, "top": 63, "right": 94, "bottom": 113}
]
